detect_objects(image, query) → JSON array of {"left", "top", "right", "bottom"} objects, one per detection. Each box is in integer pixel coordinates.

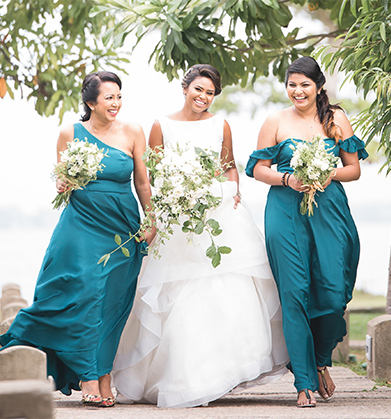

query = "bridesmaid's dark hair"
[
  {"left": 80, "top": 71, "right": 122, "bottom": 121},
  {"left": 285, "top": 56, "right": 343, "bottom": 141},
  {"left": 181, "top": 64, "right": 222, "bottom": 96}
]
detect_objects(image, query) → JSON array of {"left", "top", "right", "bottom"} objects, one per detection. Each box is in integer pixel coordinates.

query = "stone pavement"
[{"left": 53, "top": 366, "right": 391, "bottom": 419}]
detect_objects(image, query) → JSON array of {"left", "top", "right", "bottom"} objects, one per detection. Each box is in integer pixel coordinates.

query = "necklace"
[
  {"left": 88, "top": 121, "right": 114, "bottom": 142},
  {"left": 293, "top": 108, "right": 316, "bottom": 129}
]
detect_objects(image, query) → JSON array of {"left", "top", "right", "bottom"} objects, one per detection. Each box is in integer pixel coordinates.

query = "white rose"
[{"left": 172, "top": 185, "right": 184, "bottom": 197}]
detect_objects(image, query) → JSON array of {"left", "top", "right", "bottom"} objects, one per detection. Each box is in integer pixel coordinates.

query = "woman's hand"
[
  {"left": 233, "top": 193, "right": 241, "bottom": 209},
  {"left": 56, "top": 178, "right": 66, "bottom": 193},
  {"left": 322, "top": 169, "right": 337, "bottom": 189},
  {"left": 286, "top": 174, "right": 309, "bottom": 192},
  {"left": 139, "top": 226, "right": 156, "bottom": 246}
]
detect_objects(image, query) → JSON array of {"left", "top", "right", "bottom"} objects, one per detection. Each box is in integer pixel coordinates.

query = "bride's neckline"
[{"left": 164, "top": 115, "right": 217, "bottom": 122}]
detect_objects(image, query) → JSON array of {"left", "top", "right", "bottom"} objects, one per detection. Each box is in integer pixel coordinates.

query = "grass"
[
  {"left": 348, "top": 289, "right": 387, "bottom": 310},
  {"left": 349, "top": 312, "right": 385, "bottom": 340},
  {"left": 347, "top": 289, "right": 387, "bottom": 341},
  {"left": 334, "top": 290, "right": 390, "bottom": 384}
]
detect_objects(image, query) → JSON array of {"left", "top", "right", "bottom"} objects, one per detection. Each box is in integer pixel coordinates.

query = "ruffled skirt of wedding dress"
[{"left": 111, "top": 181, "right": 289, "bottom": 408}]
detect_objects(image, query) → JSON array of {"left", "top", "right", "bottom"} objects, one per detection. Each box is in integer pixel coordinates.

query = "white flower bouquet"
[
  {"left": 289, "top": 135, "right": 340, "bottom": 216},
  {"left": 99, "top": 143, "right": 232, "bottom": 268},
  {"left": 52, "top": 138, "right": 107, "bottom": 209}
]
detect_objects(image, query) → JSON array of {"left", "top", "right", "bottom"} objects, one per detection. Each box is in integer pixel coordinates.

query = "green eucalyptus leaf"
[
  {"left": 115, "top": 234, "right": 122, "bottom": 245},
  {"left": 211, "top": 252, "right": 221, "bottom": 268},
  {"left": 206, "top": 244, "right": 217, "bottom": 258},
  {"left": 98, "top": 254, "right": 109, "bottom": 265},
  {"left": 194, "top": 221, "right": 205, "bottom": 235},
  {"left": 121, "top": 247, "right": 130, "bottom": 257},
  {"left": 218, "top": 246, "right": 232, "bottom": 254}
]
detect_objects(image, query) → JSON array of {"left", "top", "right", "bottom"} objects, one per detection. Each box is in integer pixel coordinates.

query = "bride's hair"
[
  {"left": 80, "top": 71, "right": 122, "bottom": 121},
  {"left": 181, "top": 64, "right": 222, "bottom": 96},
  {"left": 285, "top": 56, "right": 343, "bottom": 142}
]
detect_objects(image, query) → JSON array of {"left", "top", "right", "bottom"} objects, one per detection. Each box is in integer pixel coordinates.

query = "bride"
[{"left": 111, "top": 64, "right": 289, "bottom": 408}]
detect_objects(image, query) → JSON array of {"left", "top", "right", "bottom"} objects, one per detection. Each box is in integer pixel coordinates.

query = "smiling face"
[
  {"left": 183, "top": 76, "right": 216, "bottom": 113},
  {"left": 89, "top": 81, "right": 122, "bottom": 121},
  {"left": 286, "top": 73, "right": 321, "bottom": 112}
]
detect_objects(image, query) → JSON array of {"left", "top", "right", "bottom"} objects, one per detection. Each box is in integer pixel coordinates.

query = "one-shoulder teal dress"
[
  {"left": 245, "top": 136, "right": 368, "bottom": 393},
  {"left": 0, "top": 123, "right": 147, "bottom": 395}
]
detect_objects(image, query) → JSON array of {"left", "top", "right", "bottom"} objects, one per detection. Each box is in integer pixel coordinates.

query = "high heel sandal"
[
  {"left": 98, "top": 374, "right": 116, "bottom": 407},
  {"left": 100, "top": 397, "right": 116, "bottom": 408},
  {"left": 79, "top": 381, "right": 103, "bottom": 406},
  {"left": 297, "top": 389, "right": 316, "bottom": 408},
  {"left": 317, "top": 366, "right": 334, "bottom": 401}
]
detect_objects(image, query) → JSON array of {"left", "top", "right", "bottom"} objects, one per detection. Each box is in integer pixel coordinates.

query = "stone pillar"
[
  {"left": 0, "top": 283, "right": 22, "bottom": 308},
  {"left": 332, "top": 310, "right": 350, "bottom": 363},
  {"left": 0, "top": 283, "right": 28, "bottom": 335},
  {"left": 0, "top": 346, "right": 53, "bottom": 418},
  {"left": 366, "top": 314, "right": 391, "bottom": 381},
  {"left": 0, "top": 380, "right": 53, "bottom": 419},
  {"left": 0, "top": 346, "right": 47, "bottom": 381}
]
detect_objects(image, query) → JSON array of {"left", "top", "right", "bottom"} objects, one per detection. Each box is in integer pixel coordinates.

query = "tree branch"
[{"left": 215, "top": 29, "right": 346, "bottom": 53}]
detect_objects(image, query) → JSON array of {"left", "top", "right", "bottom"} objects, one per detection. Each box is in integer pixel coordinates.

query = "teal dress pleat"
[
  {"left": 0, "top": 123, "right": 147, "bottom": 395},
  {"left": 245, "top": 136, "right": 368, "bottom": 392}
]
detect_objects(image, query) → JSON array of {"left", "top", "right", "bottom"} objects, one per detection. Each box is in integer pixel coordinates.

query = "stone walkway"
[{"left": 54, "top": 366, "right": 391, "bottom": 419}]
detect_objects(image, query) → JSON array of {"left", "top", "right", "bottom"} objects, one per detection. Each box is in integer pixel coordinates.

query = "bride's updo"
[
  {"left": 285, "top": 56, "right": 343, "bottom": 141},
  {"left": 181, "top": 64, "right": 222, "bottom": 96}
]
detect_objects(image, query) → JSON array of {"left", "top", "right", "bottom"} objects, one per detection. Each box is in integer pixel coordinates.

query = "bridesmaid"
[
  {"left": 245, "top": 56, "right": 368, "bottom": 407},
  {"left": 0, "top": 71, "right": 154, "bottom": 407}
]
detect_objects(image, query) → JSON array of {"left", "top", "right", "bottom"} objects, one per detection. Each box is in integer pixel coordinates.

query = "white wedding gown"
[{"left": 111, "top": 115, "right": 289, "bottom": 408}]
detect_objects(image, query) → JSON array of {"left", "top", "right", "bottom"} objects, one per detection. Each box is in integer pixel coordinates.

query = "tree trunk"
[{"left": 387, "top": 247, "right": 391, "bottom": 314}]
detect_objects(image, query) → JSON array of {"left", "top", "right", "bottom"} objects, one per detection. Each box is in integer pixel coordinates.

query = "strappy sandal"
[
  {"left": 100, "top": 396, "right": 116, "bottom": 408},
  {"left": 297, "top": 389, "right": 316, "bottom": 408},
  {"left": 79, "top": 381, "right": 102, "bottom": 406},
  {"left": 317, "top": 366, "right": 334, "bottom": 401}
]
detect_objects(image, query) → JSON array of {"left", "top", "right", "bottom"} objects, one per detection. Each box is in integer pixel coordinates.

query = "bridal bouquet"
[
  {"left": 290, "top": 135, "right": 340, "bottom": 216},
  {"left": 99, "top": 143, "right": 232, "bottom": 268},
  {"left": 52, "top": 138, "right": 107, "bottom": 209}
]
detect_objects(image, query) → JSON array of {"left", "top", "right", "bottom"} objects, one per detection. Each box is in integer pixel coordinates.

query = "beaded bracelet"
[
  {"left": 286, "top": 173, "right": 292, "bottom": 188},
  {"left": 281, "top": 171, "right": 289, "bottom": 187}
]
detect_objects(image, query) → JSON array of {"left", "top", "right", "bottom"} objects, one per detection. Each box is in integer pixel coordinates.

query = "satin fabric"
[
  {"left": 0, "top": 123, "right": 147, "bottom": 395},
  {"left": 245, "top": 136, "right": 368, "bottom": 392}
]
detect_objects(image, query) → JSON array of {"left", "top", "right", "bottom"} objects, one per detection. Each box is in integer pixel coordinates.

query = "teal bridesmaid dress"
[
  {"left": 0, "top": 123, "right": 147, "bottom": 395},
  {"left": 245, "top": 135, "right": 368, "bottom": 393}
]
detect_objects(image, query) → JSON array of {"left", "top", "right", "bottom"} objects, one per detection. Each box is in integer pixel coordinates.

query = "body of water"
[{"left": 1, "top": 166, "right": 390, "bottom": 305}]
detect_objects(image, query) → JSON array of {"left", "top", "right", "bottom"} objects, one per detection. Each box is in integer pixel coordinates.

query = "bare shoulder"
[
  {"left": 58, "top": 124, "right": 74, "bottom": 141},
  {"left": 150, "top": 119, "right": 162, "bottom": 130},
  {"left": 264, "top": 108, "right": 288, "bottom": 126},
  {"left": 120, "top": 120, "right": 144, "bottom": 136},
  {"left": 333, "top": 109, "right": 354, "bottom": 137},
  {"left": 333, "top": 108, "right": 349, "bottom": 124}
]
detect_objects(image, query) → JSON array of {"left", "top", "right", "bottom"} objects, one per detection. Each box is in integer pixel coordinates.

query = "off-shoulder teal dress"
[
  {"left": 0, "top": 123, "right": 147, "bottom": 395},
  {"left": 245, "top": 136, "right": 368, "bottom": 393}
]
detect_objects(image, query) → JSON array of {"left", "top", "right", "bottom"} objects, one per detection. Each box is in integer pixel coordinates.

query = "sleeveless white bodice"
[{"left": 157, "top": 115, "right": 224, "bottom": 154}]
